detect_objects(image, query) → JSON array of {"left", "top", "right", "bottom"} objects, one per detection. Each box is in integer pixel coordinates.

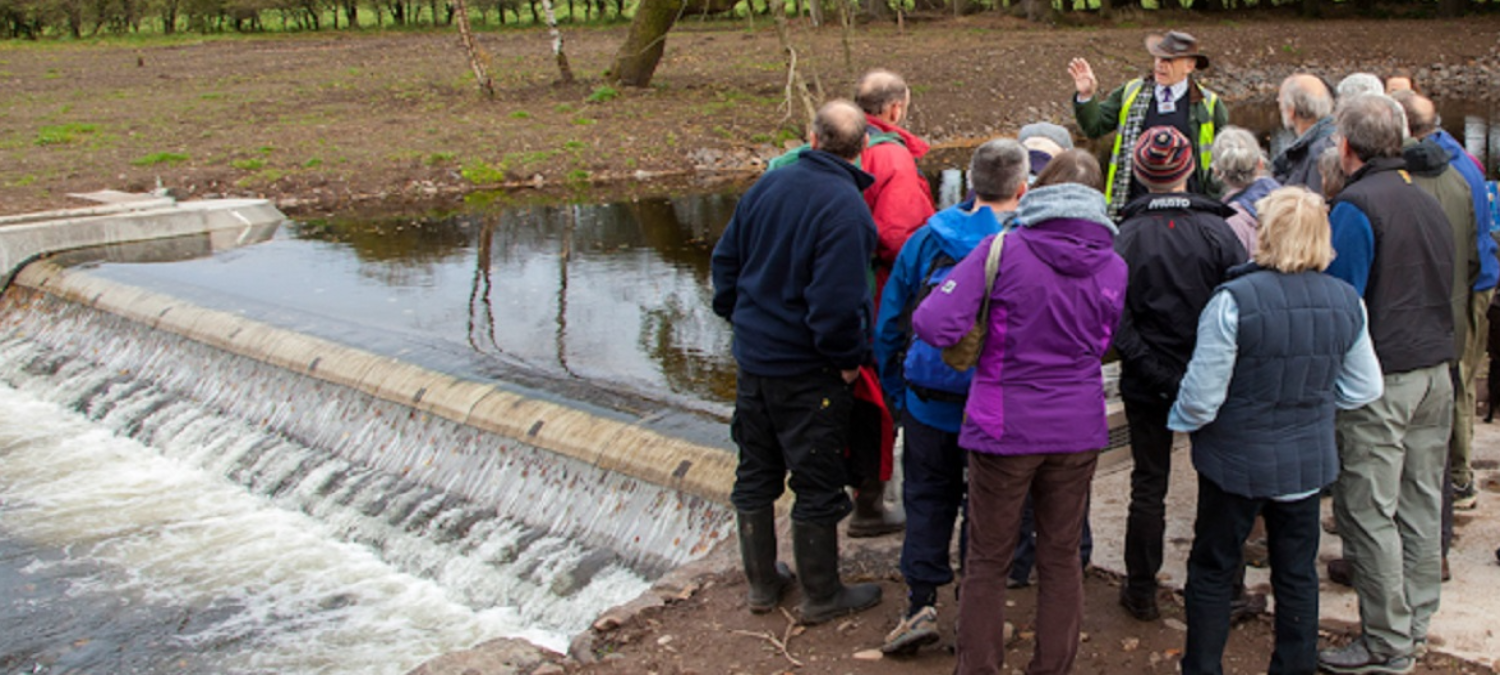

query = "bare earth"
[
  {"left": 5, "top": 14, "right": 1500, "bottom": 675},
  {"left": 2, "top": 13, "right": 1498, "bottom": 218}
]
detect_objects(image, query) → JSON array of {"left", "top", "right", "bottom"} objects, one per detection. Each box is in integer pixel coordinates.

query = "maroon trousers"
[{"left": 956, "top": 449, "right": 1098, "bottom": 675}]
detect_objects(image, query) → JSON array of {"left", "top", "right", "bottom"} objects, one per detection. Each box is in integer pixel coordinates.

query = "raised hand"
[{"left": 1068, "top": 57, "right": 1098, "bottom": 100}]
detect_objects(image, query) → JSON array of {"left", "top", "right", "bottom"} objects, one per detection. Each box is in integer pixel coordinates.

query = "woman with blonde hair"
[{"left": 1167, "top": 186, "right": 1385, "bottom": 674}]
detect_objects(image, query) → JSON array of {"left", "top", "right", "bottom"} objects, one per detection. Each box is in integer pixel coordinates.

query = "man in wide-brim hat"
[{"left": 1069, "top": 31, "right": 1229, "bottom": 218}]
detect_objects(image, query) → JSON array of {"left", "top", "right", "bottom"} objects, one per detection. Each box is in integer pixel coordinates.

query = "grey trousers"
[
  {"left": 1451, "top": 288, "right": 1493, "bottom": 488},
  {"left": 1333, "top": 363, "right": 1452, "bottom": 659}
]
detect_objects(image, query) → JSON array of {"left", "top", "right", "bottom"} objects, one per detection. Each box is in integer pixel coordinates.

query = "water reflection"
[{"left": 76, "top": 193, "right": 743, "bottom": 410}]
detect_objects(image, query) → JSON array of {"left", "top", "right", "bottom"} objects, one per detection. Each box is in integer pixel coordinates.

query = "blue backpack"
[{"left": 900, "top": 252, "right": 975, "bottom": 403}]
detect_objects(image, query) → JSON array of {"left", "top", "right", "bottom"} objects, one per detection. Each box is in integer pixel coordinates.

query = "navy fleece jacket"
[{"left": 711, "top": 149, "right": 878, "bottom": 377}]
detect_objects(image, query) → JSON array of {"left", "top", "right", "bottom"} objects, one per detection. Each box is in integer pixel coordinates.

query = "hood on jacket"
[
  {"left": 864, "top": 114, "right": 931, "bottom": 160},
  {"left": 926, "top": 199, "right": 1010, "bottom": 261},
  {"left": 1226, "top": 176, "right": 1281, "bottom": 218},
  {"left": 1016, "top": 183, "right": 1117, "bottom": 235},
  {"left": 1118, "top": 190, "right": 1236, "bottom": 220},
  {"left": 1015, "top": 184, "right": 1121, "bottom": 279},
  {"left": 1402, "top": 138, "right": 1453, "bottom": 178}
]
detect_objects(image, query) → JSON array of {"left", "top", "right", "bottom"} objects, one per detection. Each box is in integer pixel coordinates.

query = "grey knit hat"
[{"left": 1018, "top": 122, "right": 1075, "bottom": 151}]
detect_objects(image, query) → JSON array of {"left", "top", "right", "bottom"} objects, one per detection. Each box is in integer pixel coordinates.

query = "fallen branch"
[{"left": 728, "top": 608, "right": 805, "bottom": 668}]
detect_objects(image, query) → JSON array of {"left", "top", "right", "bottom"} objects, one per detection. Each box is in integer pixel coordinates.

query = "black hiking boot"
[
  {"left": 737, "top": 508, "right": 794, "bottom": 614},
  {"left": 792, "top": 519, "right": 881, "bottom": 625}
]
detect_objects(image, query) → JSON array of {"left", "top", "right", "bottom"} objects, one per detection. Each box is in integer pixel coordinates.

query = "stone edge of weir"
[{"left": 9, "top": 256, "right": 741, "bottom": 509}]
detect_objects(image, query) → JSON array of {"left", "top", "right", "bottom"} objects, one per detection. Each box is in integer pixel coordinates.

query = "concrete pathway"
[{"left": 1087, "top": 414, "right": 1500, "bottom": 668}]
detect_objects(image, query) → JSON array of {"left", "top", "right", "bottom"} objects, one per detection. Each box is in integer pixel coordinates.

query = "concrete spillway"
[{"left": 0, "top": 197, "right": 739, "bottom": 670}]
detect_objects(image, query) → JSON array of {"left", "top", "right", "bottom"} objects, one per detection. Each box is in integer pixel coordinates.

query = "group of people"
[{"left": 710, "top": 30, "right": 1495, "bottom": 675}]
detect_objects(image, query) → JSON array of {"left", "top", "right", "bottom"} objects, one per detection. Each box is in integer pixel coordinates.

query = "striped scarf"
[{"left": 1108, "top": 83, "right": 1155, "bottom": 220}]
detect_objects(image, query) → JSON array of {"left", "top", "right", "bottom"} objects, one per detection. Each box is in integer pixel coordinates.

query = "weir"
[{"left": 0, "top": 197, "right": 741, "bottom": 670}]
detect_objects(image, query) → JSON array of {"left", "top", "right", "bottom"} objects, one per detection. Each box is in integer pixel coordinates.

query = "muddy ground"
[
  {"left": 5, "top": 12, "right": 1500, "bottom": 675},
  {"left": 3, "top": 12, "right": 1499, "bottom": 218}
]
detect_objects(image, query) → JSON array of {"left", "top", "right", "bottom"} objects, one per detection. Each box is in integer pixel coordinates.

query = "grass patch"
[
  {"left": 304, "top": 158, "right": 324, "bottom": 168},
  {"left": 585, "top": 85, "right": 619, "bottom": 103},
  {"left": 566, "top": 169, "right": 590, "bottom": 183},
  {"left": 231, "top": 158, "right": 266, "bottom": 170},
  {"left": 563, "top": 140, "right": 587, "bottom": 151},
  {"left": 461, "top": 160, "right": 507, "bottom": 185},
  {"left": 571, "top": 117, "right": 597, "bottom": 126},
  {"left": 131, "top": 152, "right": 190, "bottom": 166},
  {"left": 509, "top": 110, "right": 533, "bottom": 120},
  {"left": 35, "top": 123, "right": 98, "bottom": 146},
  {"left": 425, "top": 151, "right": 456, "bottom": 165}
]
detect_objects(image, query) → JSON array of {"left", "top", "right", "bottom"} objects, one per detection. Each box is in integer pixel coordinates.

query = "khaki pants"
[
  {"left": 1451, "top": 288, "right": 1494, "bottom": 488},
  {"left": 1334, "top": 364, "right": 1452, "bottom": 659}
]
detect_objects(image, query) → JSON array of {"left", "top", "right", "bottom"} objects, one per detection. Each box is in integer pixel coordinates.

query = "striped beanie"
[{"left": 1132, "top": 126, "right": 1195, "bottom": 189}]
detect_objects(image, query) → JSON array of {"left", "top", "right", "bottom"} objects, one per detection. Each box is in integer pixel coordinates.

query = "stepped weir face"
[{"left": 0, "top": 196, "right": 746, "bottom": 674}]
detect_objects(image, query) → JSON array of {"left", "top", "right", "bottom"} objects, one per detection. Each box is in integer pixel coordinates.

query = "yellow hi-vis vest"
[{"left": 1104, "top": 79, "right": 1220, "bottom": 206}]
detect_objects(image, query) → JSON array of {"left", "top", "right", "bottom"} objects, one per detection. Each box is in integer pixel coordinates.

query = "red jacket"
[{"left": 862, "top": 114, "right": 935, "bottom": 296}]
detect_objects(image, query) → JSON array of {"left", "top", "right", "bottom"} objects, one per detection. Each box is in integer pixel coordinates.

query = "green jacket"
[{"left": 1073, "top": 75, "right": 1228, "bottom": 208}]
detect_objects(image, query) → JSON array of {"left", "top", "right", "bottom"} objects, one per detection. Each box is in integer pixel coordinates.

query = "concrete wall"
[{"left": 0, "top": 199, "right": 285, "bottom": 287}]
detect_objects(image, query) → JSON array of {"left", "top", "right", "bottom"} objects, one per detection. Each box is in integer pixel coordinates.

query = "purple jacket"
[{"left": 912, "top": 183, "right": 1127, "bottom": 455}]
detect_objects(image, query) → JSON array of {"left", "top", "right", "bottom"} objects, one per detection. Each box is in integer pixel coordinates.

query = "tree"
[
  {"left": 539, "top": 0, "right": 574, "bottom": 83},
  {"left": 452, "top": 0, "right": 494, "bottom": 96},
  {"left": 608, "top": 0, "right": 684, "bottom": 87}
]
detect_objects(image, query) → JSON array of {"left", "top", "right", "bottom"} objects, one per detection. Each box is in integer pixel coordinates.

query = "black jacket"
[
  {"left": 711, "top": 150, "right": 877, "bottom": 377},
  {"left": 1113, "top": 191, "right": 1247, "bottom": 400},
  {"left": 1332, "top": 156, "right": 1456, "bottom": 373}
]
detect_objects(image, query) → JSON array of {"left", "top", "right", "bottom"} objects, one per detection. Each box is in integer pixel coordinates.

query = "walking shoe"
[
  {"left": 1327, "top": 558, "right": 1353, "bottom": 587},
  {"left": 881, "top": 605, "right": 940, "bottom": 656},
  {"left": 847, "top": 478, "right": 905, "bottom": 538},
  {"left": 1453, "top": 481, "right": 1478, "bottom": 511},
  {"left": 1118, "top": 587, "right": 1159, "bottom": 621},
  {"left": 1317, "top": 639, "right": 1414, "bottom": 675}
]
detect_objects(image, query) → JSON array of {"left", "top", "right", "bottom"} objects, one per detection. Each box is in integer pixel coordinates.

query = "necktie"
[{"left": 1158, "top": 86, "right": 1176, "bottom": 114}]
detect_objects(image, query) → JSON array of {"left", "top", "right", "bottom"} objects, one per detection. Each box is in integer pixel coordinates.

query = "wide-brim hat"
[{"left": 1146, "top": 31, "right": 1210, "bottom": 71}]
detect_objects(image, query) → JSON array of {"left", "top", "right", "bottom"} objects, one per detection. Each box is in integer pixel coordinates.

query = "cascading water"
[{"left": 0, "top": 282, "right": 732, "bottom": 674}]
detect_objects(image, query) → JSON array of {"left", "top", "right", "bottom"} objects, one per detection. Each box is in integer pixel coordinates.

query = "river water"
[{"left": 0, "top": 382, "right": 564, "bottom": 674}]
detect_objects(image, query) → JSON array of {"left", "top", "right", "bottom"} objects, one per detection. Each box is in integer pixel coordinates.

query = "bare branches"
[{"left": 729, "top": 608, "right": 806, "bottom": 668}]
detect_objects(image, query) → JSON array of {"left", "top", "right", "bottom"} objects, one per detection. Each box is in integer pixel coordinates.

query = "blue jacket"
[
  {"left": 874, "top": 200, "right": 1008, "bottom": 432},
  {"left": 712, "top": 150, "right": 877, "bottom": 377},
  {"left": 1431, "top": 129, "right": 1498, "bottom": 291}
]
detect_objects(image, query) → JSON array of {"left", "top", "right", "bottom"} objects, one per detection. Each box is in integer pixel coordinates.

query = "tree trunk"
[
  {"left": 453, "top": 0, "right": 495, "bottom": 97},
  {"left": 808, "top": 0, "right": 823, "bottom": 26},
  {"left": 539, "top": 0, "right": 575, "bottom": 83},
  {"left": 609, "top": 0, "right": 684, "bottom": 87},
  {"left": 773, "top": 5, "right": 817, "bottom": 131}
]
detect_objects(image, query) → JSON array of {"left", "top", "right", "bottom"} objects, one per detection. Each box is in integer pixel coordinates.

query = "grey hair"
[
  {"left": 1335, "top": 94, "right": 1405, "bottom": 162},
  {"left": 968, "top": 138, "right": 1030, "bottom": 203},
  {"left": 1336, "top": 73, "right": 1384, "bottom": 100},
  {"left": 854, "top": 69, "right": 909, "bottom": 116},
  {"left": 1279, "top": 75, "right": 1333, "bottom": 122},
  {"left": 1210, "top": 126, "right": 1266, "bottom": 190}
]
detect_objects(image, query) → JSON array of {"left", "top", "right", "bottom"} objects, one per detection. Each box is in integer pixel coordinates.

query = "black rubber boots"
[
  {"left": 735, "top": 509, "right": 794, "bottom": 613},
  {"left": 792, "top": 519, "right": 881, "bottom": 624}
]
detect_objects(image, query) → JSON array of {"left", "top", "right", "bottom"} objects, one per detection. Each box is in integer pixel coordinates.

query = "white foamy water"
[{"left": 0, "top": 382, "right": 577, "bottom": 674}]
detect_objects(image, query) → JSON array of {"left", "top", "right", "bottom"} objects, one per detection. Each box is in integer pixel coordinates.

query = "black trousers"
[
  {"left": 1122, "top": 392, "right": 1174, "bottom": 598},
  {"left": 729, "top": 368, "right": 854, "bottom": 525},
  {"left": 1183, "top": 477, "right": 1320, "bottom": 675}
]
